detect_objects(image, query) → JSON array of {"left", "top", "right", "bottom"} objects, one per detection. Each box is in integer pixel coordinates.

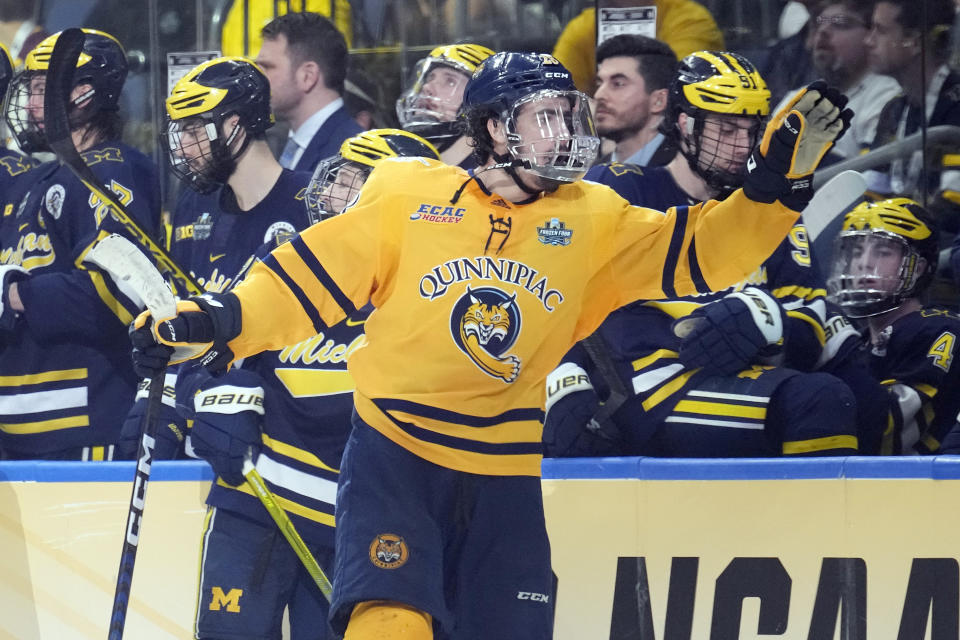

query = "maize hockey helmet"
[
  {"left": 164, "top": 56, "right": 274, "bottom": 193},
  {"left": 662, "top": 50, "right": 769, "bottom": 193},
  {"left": 305, "top": 128, "right": 440, "bottom": 223},
  {"left": 396, "top": 43, "right": 494, "bottom": 151},
  {"left": 827, "top": 198, "right": 939, "bottom": 318},
  {"left": 5, "top": 29, "right": 128, "bottom": 152},
  {"left": 460, "top": 51, "right": 599, "bottom": 183}
]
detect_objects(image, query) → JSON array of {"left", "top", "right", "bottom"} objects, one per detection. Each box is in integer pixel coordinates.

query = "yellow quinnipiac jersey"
[{"left": 227, "top": 158, "right": 800, "bottom": 476}]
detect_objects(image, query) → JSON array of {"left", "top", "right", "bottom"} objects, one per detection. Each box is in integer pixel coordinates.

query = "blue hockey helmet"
[
  {"left": 460, "top": 52, "right": 598, "bottom": 182},
  {"left": 164, "top": 56, "right": 274, "bottom": 192},
  {"left": 6, "top": 29, "right": 128, "bottom": 152}
]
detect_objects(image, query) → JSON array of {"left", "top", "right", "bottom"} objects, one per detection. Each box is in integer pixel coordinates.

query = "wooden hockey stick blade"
[
  {"left": 44, "top": 28, "right": 202, "bottom": 297},
  {"left": 242, "top": 452, "right": 334, "bottom": 601},
  {"left": 84, "top": 234, "right": 177, "bottom": 321},
  {"left": 802, "top": 170, "right": 867, "bottom": 242}
]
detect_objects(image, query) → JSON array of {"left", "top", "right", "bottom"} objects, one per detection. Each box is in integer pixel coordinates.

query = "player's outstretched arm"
[{"left": 743, "top": 80, "right": 854, "bottom": 211}]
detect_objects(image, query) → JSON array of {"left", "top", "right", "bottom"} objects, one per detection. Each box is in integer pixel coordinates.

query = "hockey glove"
[
  {"left": 674, "top": 287, "right": 786, "bottom": 376},
  {"left": 132, "top": 292, "right": 242, "bottom": 372},
  {"left": 0, "top": 265, "right": 29, "bottom": 332},
  {"left": 744, "top": 81, "right": 853, "bottom": 211},
  {"left": 186, "top": 368, "right": 265, "bottom": 486},
  {"left": 542, "top": 363, "right": 620, "bottom": 457},
  {"left": 117, "top": 374, "right": 188, "bottom": 460}
]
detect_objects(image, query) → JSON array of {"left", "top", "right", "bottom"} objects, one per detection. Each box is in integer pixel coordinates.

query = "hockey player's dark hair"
[
  {"left": 459, "top": 104, "right": 499, "bottom": 165},
  {"left": 77, "top": 109, "right": 124, "bottom": 149},
  {"left": 882, "top": 0, "right": 954, "bottom": 62},
  {"left": 595, "top": 34, "right": 678, "bottom": 93},
  {"left": 261, "top": 12, "right": 348, "bottom": 93}
]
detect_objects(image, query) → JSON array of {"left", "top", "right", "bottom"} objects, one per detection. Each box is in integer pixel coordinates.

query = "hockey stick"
[
  {"left": 44, "top": 28, "right": 202, "bottom": 297},
  {"left": 242, "top": 451, "right": 334, "bottom": 601},
  {"left": 672, "top": 171, "right": 868, "bottom": 339},
  {"left": 83, "top": 234, "right": 176, "bottom": 640}
]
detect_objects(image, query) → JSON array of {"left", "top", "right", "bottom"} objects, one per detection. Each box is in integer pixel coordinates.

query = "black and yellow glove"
[
  {"left": 744, "top": 81, "right": 853, "bottom": 210},
  {"left": 131, "top": 292, "right": 242, "bottom": 372}
]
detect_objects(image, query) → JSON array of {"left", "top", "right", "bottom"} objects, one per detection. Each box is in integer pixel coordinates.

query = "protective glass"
[
  {"left": 826, "top": 232, "right": 915, "bottom": 316},
  {"left": 396, "top": 59, "right": 470, "bottom": 128},
  {"left": 5, "top": 71, "right": 48, "bottom": 152},
  {"left": 305, "top": 156, "right": 371, "bottom": 224},
  {"left": 504, "top": 89, "right": 599, "bottom": 182}
]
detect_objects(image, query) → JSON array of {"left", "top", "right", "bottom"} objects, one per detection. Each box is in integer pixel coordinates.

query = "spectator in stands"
[
  {"left": 256, "top": 12, "right": 363, "bottom": 173},
  {"left": 593, "top": 34, "right": 677, "bottom": 166},
  {"left": 0, "top": 0, "right": 47, "bottom": 66},
  {"left": 552, "top": 0, "right": 723, "bottom": 94},
  {"left": 344, "top": 67, "right": 387, "bottom": 130},
  {"left": 221, "top": 0, "right": 352, "bottom": 56},
  {"left": 864, "top": 0, "right": 960, "bottom": 230},
  {"left": 762, "top": 0, "right": 819, "bottom": 108},
  {"left": 396, "top": 43, "right": 494, "bottom": 169},
  {"left": 778, "top": 0, "right": 901, "bottom": 161}
]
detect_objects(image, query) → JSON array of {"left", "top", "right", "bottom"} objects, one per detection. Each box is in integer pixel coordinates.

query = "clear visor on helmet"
[
  {"left": 165, "top": 116, "right": 238, "bottom": 193},
  {"left": 826, "top": 232, "right": 916, "bottom": 317},
  {"left": 5, "top": 71, "right": 48, "bottom": 152},
  {"left": 305, "top": 156, "right": 371, "bottom": 224},
  {"left": 396, "top": 60, "right": 470, "bottom": 129},
  {"left": 504, "top": 89, "right": 599, "bottom": 182}
]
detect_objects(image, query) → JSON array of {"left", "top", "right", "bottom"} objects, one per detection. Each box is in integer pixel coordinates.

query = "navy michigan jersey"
[
  {"left": 564, "top": 161, "right": 830, "bottom": 453},
  {"left": 0, "top": 141, "right": 160, "bottom": 456},
  {"left": 0, "top": 147, "right": 37, "bottom": 218},
  {"left": 170, "top": 168, "right": 313, "bottom": 293},
  {"left": 584, "top": 163, "right": 697, "bottom": 211},
  {"left": 183, "top": 307, "right": 368, "bottom": 546},
  {"left": 868, "top": 307, "right": 960, "bottom": 454}
]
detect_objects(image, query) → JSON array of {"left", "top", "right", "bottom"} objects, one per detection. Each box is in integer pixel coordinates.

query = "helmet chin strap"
[{"left": 493, "top": 152, "right": 540, "bottom": 195}]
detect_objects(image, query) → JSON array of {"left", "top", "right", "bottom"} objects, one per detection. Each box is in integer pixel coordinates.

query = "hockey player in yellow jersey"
[{"left": 131, "top": 52, "right": 851, "bottom": 640}]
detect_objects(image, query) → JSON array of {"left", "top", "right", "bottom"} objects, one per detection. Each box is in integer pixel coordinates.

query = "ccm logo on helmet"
[
  {"left": 517, "top": 591, "right": 550, "bottom": 603},
  {"left": 544, "top": 72, "right": 569, "bottom": 79}
]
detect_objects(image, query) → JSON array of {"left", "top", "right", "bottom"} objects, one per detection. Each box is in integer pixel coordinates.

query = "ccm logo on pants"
[{"left": 517, "top": 592, "right": 550, "bottom": 603}]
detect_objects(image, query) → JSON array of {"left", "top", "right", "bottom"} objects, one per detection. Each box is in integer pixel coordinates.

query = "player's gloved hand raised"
[
  {"left": 542, "top": 363, "right": 620, "bottom": 457},
  {"left": 131, "top": 292, "right": 242, "bottom": 373},
  {"left": 184, "top": 368, "right": 265, "bottom": 486},
  {"left": 744, "top": 81, "right": 853, "bottom": 211},
  {"left": 673, "top": 287, "right": 786, "bottom": 376},
  {"left": 0, "top": 265, "right": 29, "bottom": 332},
  {"left": 117, "top": 375, "right": 188, "bottom": 459}
]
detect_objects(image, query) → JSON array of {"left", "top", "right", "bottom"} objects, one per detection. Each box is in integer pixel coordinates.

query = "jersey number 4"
[{"left": 927, "top": 331, "right": 956, "bottom": 372}]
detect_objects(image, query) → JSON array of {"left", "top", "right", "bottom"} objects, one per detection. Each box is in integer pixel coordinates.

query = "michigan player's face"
[
  {"left": 170, "top": 118, "right": 214, "bottom": 171},
  {"left": 697, "top": 115, "right": 758, "bottom": 174},
  {"left": 848, "top": 235, "right": 905, "bottom": 292},
  {"left": 26, "top": 75, "right": 46, "bottom": 128},
  {"left": 416, "top": 66, "right": 470, "bottom": 122},
  {"left": 593, "top": 55, "right": 654, "bottom": 140}
]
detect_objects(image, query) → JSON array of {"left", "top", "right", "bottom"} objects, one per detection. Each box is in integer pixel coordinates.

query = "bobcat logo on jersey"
[
  {"left": 44, "top": 184, "right": 65, "bottom": 220},
  {"left": 264, "top": 220, "right": 296, "bottom": 245},
  {"left": 450, "top": 285, "right": 522, "bottom": 383},
  {"left": 370, "top": 534, "right": 409, "bottom": 569}
]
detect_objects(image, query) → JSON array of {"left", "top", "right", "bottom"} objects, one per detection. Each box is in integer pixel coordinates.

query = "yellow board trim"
[
  {"left": 260, "top": 433, "right": 340, "bottom": 474},
  {"left": 0, "top": 368, "right": 87, "bottom": 386},
  {"left": 0, "top": 415, "right": 89, "bottom": 434},
  {"left": 222, "top": 480, "right": 336, "bottom": 527},
  {"left": 673, "top": 399, "right": 767, "bottom": 420},
  {"left": 783, "top": 434, "right": 858, "bottom": 455}
]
